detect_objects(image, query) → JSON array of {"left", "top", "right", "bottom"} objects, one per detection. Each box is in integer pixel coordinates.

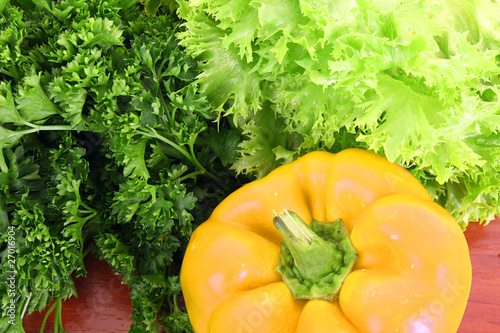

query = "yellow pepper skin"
[{"left": 180, "top": 149, "right": 472, "bottom": 333}]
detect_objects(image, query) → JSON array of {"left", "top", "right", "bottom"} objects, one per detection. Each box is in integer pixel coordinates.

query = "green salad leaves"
[
  {"left": 0, "top": 0, "right": 242, "bottom": 332},
  {"left": 2, "top": 0, "right": 500, "bottom": 332},
  {"left": 176, "top": 0, "right": 500, "bottom": 227}
]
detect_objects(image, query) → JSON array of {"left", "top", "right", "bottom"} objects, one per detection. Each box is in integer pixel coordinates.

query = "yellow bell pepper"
[{"left": 180, "top": 149, "right": 472, "bottom": 333}]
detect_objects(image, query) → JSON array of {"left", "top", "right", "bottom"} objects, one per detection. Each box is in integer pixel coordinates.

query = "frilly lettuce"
[{"left": 175, "top": 0, "right": 500, "bottom": 227}]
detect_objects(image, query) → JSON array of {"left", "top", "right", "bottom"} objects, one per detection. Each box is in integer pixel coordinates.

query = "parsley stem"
[
  {"left": 55, "top": 297, "right": 66, "bottom": 333},
  {"left": 178, "top": 170, "right": 205, "bottom": 182},
  {"left": 9, "top": 125, "right": 75, "bottom": 145},
  {"left": 39, "top": 301, "right": 57, "bottom": 333},
  {"left": 79, "top": 201, "right": 96, "bottom": 214},
  {"left": 16, "top": 125, "right": 75, "bottom": 135},
  {"left": 77, "top": 211, "right": 97, "bottom": 224},
  {"left": 136, "top": 127, "right": 221, "bottom": 183},
  {"left": 1, "top": 124, "right": 76, "bottom": 173},
  {"left": 22, "top": 120, "right": 40, "bottom": 129},
  {"left": 38, "top": 297, "right": 66, "bottom": 333}
]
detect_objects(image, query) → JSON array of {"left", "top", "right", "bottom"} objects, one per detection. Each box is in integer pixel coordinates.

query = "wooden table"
[
  {"left": 23, "top": 217, "right": 500, "bottom": 333},
  {"left": 22, "top": 253, "right": 134, "bottom": 333},
  {"left": 458, "top": 216, "right": 500, "bottom": 332}
]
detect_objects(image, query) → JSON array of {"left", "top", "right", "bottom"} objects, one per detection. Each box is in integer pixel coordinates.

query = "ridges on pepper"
[{"left": 180, "top": 148, "right": 472, "bottom": 333}]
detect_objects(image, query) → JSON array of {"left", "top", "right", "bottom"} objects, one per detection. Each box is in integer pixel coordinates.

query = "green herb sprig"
[{"left": 0, "top": 1, "right": 243, "bottom": 332}]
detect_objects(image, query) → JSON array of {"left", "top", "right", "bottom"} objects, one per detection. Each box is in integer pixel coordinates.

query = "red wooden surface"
[
  {"left": 458, "top": 216, "right": 500, "bottom": 332},
  {"left": 23, "top": 217, "right": 500, "bottom": 333},
  {"left": 22, "top": 254, "right": 134, "bottom": 333}
]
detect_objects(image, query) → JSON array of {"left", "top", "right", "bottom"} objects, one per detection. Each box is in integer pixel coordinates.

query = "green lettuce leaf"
[{"left": 177, "top": 0, "right": 500, "bottom": 226}]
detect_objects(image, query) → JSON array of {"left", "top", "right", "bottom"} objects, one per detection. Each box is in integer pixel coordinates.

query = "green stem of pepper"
[{"left": 273, "top": 210, "right": 358, "bottom": 301}]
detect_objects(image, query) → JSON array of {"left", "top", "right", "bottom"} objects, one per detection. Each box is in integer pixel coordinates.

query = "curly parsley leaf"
[{"left": 1, "top": 1, "right": 243, "bottom": 332}]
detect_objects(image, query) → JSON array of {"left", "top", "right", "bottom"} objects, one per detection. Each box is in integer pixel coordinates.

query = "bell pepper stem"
[
  {"left": 273, "top": 210, "right": 358, "bottom": 300},
  {"left": 273, "top": 210, "right": 342, "bottom": 281}
]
